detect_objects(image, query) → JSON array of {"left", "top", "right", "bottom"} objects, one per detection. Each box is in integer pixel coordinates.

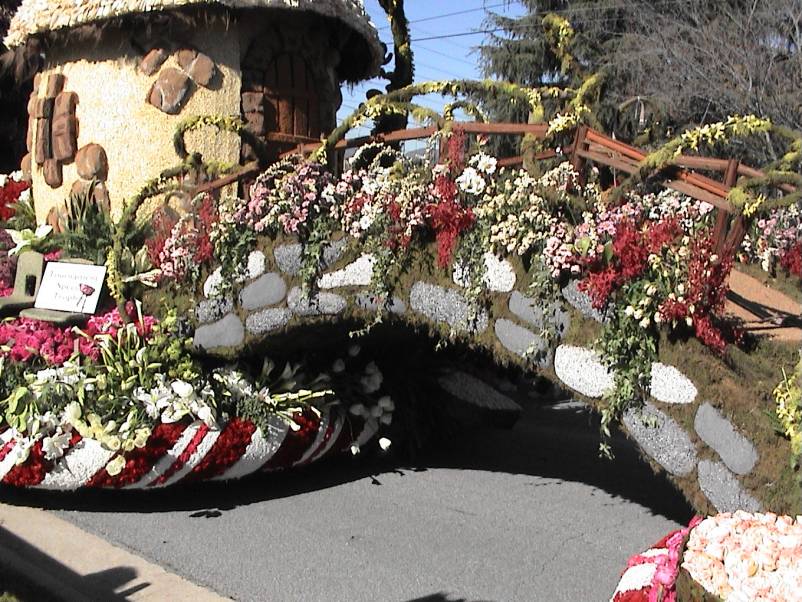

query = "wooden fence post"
[
  {"left": 713, "top": 159, "right": 739, "bottom": 254},
  {"left": 569, "top": 125, "right": 588, "bottom": 189}
]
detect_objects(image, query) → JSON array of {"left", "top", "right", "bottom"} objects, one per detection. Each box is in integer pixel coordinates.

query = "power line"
[
  {"left": 377, "top": 2, "right": 509, "bottom": 31},
  {"left": 410, "top": 0, "right": 687, "bottom": 42}
]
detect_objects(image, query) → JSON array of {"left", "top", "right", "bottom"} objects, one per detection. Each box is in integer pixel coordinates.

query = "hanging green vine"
[
  {"left": 317, "top": 79, "right": 568, "bottom": 163},
  {"left": 173, "top": 114, "right": 269, "bottom": 165}
]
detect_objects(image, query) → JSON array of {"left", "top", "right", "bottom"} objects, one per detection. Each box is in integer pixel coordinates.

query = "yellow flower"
[{"left": 106, "top": 455, "right": 126, "bottom": 477}]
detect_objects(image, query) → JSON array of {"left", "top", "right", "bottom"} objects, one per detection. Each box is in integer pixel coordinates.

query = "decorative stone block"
[
  {"left": 34, "top": 98, "right": 54, "bottom": 119},
  {"left": 139, "top": 47, "right": 169, "bottom": 76},
  {"left": 241, "top": 92, "right": 264, "bottom": 114},
  {"left": 323, "top": 238, "right": 348, "bottom": 267},
  {"left": 650, "top": 363, "right": 697, "bottom": 405},
  {"left": 562, "top": 279, "right": 608, "bottom": 323},
  {"left": 437, "top": 371, "right": 522, "bottom": 413},
  {"left": 247, "top": 251, "right": 266, "bottom": 280},
  {"left": 26, "top": 118, "right": 33, "bottom": 152},
  {"left": 70, "top": 180, "right": 109, "bottom": 211},
  {"left": 355, "top": 293, "right": 406, "bottom": 315},
  {"left": 43, "top": 159, "right": 62, "bottom": 188},
  {"left": 27, "top": 93, "right": 37, "bottom": 116},
  {"left": 623, "top": 403, "right": 698, "bottom": 476},
  {"left": 508, "top": 291, "right": 570, "bottom": 339},
  {"left": 409, "top": 281, "right": 488, "bottom": 333},
  {"left": 274, "top": 244, "right": 302, "bottom": 275},
  {"left": 239, "top": 273, "right": 287, "bottom": 310},
  {"left": 183, "top": 51, "right": 216, "bottom": 87},
  {"left": 453, "top": 252, "right": 516, "bottom": 292},
  {"left": 287, "top": 287, "right": 346, "bottom": 316},
  {"left": 697, "top": 460, "right": 761, "bottom": 513},
  {"left": 694, "top": 403, "right": 759, "bottom": 475},
  {"left": 44, "top": 73, "right": 65, "bottom": 97},
  {"left": 245, "top": 307, "right": 292, "bottom": 335},
  {"left": 553, "top": 345, "right": 614, "bottom": 398},
  {"left": 494, "top": 319, "right": 550, "bottom": 367},
  {"left": 194, "top": 297, "right": 234, "bottom": 324},
  {"left": 274, "top": 240, "right": 345, "bottom": 276},
  {"left": 46, "top": 205, "right": 65, "bottom": 234},
  {"left": 148, "top": 68, "right": 191, "bottom": 114},
  {"left": 53, "top": 91, "right": 78, "bottom": 117},
  {"left": 203, "top": 268, "right": 224, "bottom": 299},
  {"left": 318, "top": 254, "right": 375, "bottom": 289},
  {"left": 51, "top": 115, "right": 78, "bottom": 162},
  {"left": 193, "top": 314, "right": 245, "bottom": 350},
  {"left": 20, "top": 154, "right": 32, "bottom": 181},
  {"left": 34, "top": 118, "right": 51, "bottom": 164},
  {"left": 75, "top": 144, "right": 108, "bottom": 181}
]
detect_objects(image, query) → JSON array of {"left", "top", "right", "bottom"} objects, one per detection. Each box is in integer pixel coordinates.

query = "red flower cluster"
[
  {"left": 0, "top": 177, "right": 28, "bottom": 221},
  {"left": 427, "top": 197, "right": 476, "bottom": 268},
  {"left": 145, "top": 209, "right": 179, "bottom": 267},
  {"left": 780, "top": 242, "right": 802, "bottom": 279},
  {"left": 580, "top": 218, "right": 681, "bottom": 309},
  {"left": 658, "top": 232, "right": 736, "bottom": 355},
  {"left": 442, "top": 128, "right": 467, "bottom": 171},
  {"left": 193, "top": 194, "right": 218, "bottom": 264}
]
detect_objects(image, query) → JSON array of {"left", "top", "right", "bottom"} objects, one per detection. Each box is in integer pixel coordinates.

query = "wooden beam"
[
  {"left": 576, "top": 148, "right": 640, "bottom": 174},
  {"left": 191, "top": 161, "right": 261, "bottom": 196},
  {"left": 664, "top": 180, "right": 731, "bottom": 212}
]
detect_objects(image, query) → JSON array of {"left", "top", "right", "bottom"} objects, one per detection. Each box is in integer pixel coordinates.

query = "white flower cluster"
[
  {"left": 475, "top": 169, "right": 559, "bottom": 256},
  {"left": 455, "top": 153, "right": 496, "bottom": 196},
  {"left": 134, "top": 376, "right": 217, "bottom": 427}
]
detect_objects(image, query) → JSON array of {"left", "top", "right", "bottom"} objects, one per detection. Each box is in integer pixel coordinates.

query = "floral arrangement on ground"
[{"left": 611, "top": 511, "right": 802, "bottom": 602}]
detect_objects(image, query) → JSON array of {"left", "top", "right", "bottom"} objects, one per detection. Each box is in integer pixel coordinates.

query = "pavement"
[{"left": 0, "top": 397, "right": 694, "bottom": 602}]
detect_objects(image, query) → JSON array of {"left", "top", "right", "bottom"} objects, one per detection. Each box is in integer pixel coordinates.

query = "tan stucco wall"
[{"left": 31, "top": 21, "right": 243, "bottom": 223}]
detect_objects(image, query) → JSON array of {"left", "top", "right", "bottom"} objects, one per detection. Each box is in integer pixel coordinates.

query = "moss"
[{"left": 675, "top": 567, "right": 723, "bottom": 602}]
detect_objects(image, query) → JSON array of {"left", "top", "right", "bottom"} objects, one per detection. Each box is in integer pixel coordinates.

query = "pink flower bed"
[{"left": 0, "top": 303, "right": 156, "bottom": 365}]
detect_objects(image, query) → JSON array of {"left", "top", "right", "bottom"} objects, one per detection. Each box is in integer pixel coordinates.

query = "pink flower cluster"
[
  {"left": 682, "top": 511, "right": 802, "bottom": 601},
  {"left": 0, "top": 318, "right": 80, "bottom": 364},
  {"left": 241, "top": 160, "right": 338, "bottom": 236},
  {"left": 0, "top": 304, "right": 156, "bottom": 366}
]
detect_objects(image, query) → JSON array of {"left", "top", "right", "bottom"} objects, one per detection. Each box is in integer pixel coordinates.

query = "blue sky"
[{"left": 339, "top": 1, "right": 525, "bottom": 136}]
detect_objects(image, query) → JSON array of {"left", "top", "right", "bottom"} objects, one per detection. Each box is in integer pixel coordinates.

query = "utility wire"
[
  {"left": 410, "top": 0, "right": 687, "bottom": 42},
  {"left": 377, "top": 2, "right": 509, "bottom": 30}
]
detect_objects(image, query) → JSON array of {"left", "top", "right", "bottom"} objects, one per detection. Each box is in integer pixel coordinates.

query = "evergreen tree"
[{"left": 480, "top": 0, "right": 802, "bottom": 159}]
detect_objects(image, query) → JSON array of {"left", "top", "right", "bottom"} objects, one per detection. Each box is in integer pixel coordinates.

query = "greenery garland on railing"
[
  {"left": 443, "top": 101, "right": 488, "bottom": 123},
  {"left": 608, "top": 116, "right": 802, "bottom": 215},
  {"left": 316, "top": 80, "right": 569, "bottom": 163}
]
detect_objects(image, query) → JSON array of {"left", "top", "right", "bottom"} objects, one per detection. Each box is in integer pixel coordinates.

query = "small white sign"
[{"left": 34, "top": 262, "right": 106, "bottom": 314}]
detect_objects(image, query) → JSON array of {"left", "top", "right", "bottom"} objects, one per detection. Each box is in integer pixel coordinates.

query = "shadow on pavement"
[
  {"left": 0, "top": 399, "right": 693, "bottom": 524},
  {"left": 0, "top": 526, "right": 139, "bottom": 601}
]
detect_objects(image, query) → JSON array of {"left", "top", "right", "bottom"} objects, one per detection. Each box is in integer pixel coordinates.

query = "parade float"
[{"left": 1, "top": 2, "right": 801, "bottom": 599}]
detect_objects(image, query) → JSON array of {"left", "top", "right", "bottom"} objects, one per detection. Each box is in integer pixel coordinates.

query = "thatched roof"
[{"left": 5, "top": 0, "right": 383, "bottom": 77}]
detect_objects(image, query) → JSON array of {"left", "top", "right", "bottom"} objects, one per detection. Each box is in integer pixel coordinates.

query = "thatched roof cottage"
[{"left": 4, "top": 0, "right": 382, "bottom": 221}]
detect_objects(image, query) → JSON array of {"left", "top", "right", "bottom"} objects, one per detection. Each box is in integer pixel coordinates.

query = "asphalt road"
[{"left": 3, "top": 399, "right": 693, "bottom": 602}]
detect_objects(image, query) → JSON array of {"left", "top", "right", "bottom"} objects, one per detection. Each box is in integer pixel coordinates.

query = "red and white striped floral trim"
[
  {"left": 0, "top": 407, "right": 376, "bottom": 490},
  {"left": 610, "top": 516, "right": 702, "bottom": 602}
]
